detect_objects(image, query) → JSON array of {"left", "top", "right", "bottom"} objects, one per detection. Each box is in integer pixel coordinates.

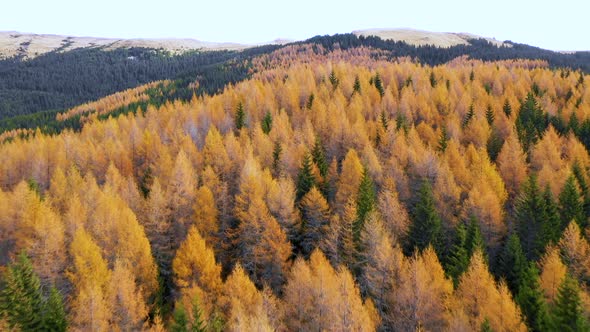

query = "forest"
[{"left": 1, "top": 42, "right": 590, "bottom": 331}]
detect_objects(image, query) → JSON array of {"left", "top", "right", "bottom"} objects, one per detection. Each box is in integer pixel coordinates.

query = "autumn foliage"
[{"left": 1, "top": 43, "right": 590, "bottom": 330}]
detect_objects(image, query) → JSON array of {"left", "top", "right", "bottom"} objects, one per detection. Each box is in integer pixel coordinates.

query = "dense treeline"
[
  {"left": 1, "top": 32, "right": 589, "bottom": 128},
  {"left": 0, "top": 44, "right": 280, "bottom": 120},
  {"left": 1, "top": 45, "right": 590, "bottom": 331}
]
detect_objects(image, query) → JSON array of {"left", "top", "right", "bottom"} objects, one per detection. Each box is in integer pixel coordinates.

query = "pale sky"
[{"left": 1, "top": 0, "right": 588, "bottom": 51}]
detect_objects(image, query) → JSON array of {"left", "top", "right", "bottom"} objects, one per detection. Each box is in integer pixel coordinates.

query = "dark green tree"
[
  {"left": 296, "top": 153, "right": 316, "bottom": 201},
  {"left": 496, "top": 234, "right": 527, "bottom": 294},
  {"left": 445, "top": 221, "right": 470, "bottom": 286},
  {"left": 190, "top": 296, "right": 207, "bottom": 332},
  {"left": 43, "top": 286, "right": 67, "bottom": 332},
  {"left": 0, "top": 252, "right": 45, "bottom": 331},
  {"left": 515, "top": 93, "right": 546, "bottom": 152},
  {"left": 549, "top": 275, "right": 589, "bottom": 331},
  {"left": 437, "top": 126, "right": 449, "bottom": 153},
  {"left": 465, "top": 216, "right": 486, "bottom": 260},
  {"left": 559, "top": 175, "right": 586, "bottom": 230},
  {"left": 171, "top": 303, "right": 189, "bottom": 332},
  {"left": 515, "top": 175, "right": 549, "bottom": 260},
  {"left": 353, "top": 75, "right": 361, "bottom": 95},
  {"left": 569, "top": 112, "right": 580, "bottom": 134},
  {"left": 485, "top": 105, "right": 495, "bottom": 126},
  {"left": 542, "top": 185, "right": 563, "bottom": 245},
  {"left": 407, "top": 180, "right": 442, "bottom": 253},
  {"left": 503, "top": 99, "right": 512, "bottom": 117},
  {"left": 306, "top": 93, "right": 315, "bottom": 110},
  {"left": 374, "top": 73, "right": 385, "bottom": 97},
  {"left": 469, "top": 70, "right": 475, "bottom": 82},
  {"left": 486, "top": 129, "right": 504, "bottom": 162},
  {"left": 380, "top": 110, "right": 389, "bottom": 132},
  {"left": 272, "top": 141, "right": 283, "bottom": 176},
  {"left": 572, "top": 161, "right": 590, "bottom": 219},
  {"left": 261, "top": 111, "right": 272, "bottom": 134},
  {"left": 311, "top": 137, "right": 328, "bottom": 178},
  {"left": 480, "top": 318, "right": 492, "bottom": 332},
  {"left": 355, "top": 167, "right": 376, "bottom": 243},
  {"left": 429, "top": 71, "right": 437, "bottom": 87},
  {"left": 235, "top": 102, "right": 246, "bottom": 130},
  {"left": 462, "top": 104, "right": 475, "bottom": 128},
  {"left": 516, "top": 263, "right": 549, "bottom": 332},
  {"left": 329, "top": 70, "right": 339, "bottom": 90}
]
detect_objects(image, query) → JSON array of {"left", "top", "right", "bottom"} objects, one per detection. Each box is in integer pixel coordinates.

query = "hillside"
[
  {"left": 1, "top": 38, "right": 590, "bottom": 330},
  {"left": 0, "top": 31, "right": 257, "bottom": 59},
  {"left": 354, "top": 28, "right": 508, "bottom": 48}
]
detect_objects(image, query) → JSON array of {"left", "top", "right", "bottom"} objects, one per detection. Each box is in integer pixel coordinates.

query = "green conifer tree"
[
  {"left": 550, "top": 275, "right": 589, "bottom": 331},
  {"left": 559, "top": 175, "right": 586, "bottom": 230},
  {"left": 542, "top": 185, "right": 563, "bottom": 245},
  {"left": 0, "top": 252, "right": 44, "bottom": 331},
  {"left": 408, "top": 180, "right": 442, "bottom": 253},
  {"left": 235, "top": 102, "right": 246, "bottom": 130},
  {"left": 190, "top": 296, "right": 207, "bottom": 332},
  {"left": 515, "top": 174, "right": 548, "bottom": 260},
  {"left": 437, "top": 126, "right": 449, "bottom": 153},
  {"left": 272, "top": 141, "right": 283, "bottom": 177},
  {"left": 503, "top": 99, "right": 512, "bottom": 117},
  {"left": 353, "top": 75, "right": 361, "bottom": 95},
  {"left": 516, "top": 263, "right": 549, "bottom": 332},
  {"left": 462, "top": 104, "right": 475, "bottom": 128},
  {"left": 497, "top": 234, "right": 527, "bottom": 294},
  {"left": 311, "top": 137, "right": 328, "bottom": 178},
  {"left": 171, "top": 303, "right": 189, "bottom": 332},
  {"left": 43, "top": 286, "right": 67, "bottom": 332},
  {"left": 446, "top": 221, "right": 470, "bottom": 286},
  {"left": 374, "top": 73, "right": 385, "bottom": 97},
  {"left": 355, "top": 167, "right": 376, "bottom": 243},
  {"left": 261, "top": 111, "right": 272, "bottom": 134},
  {"left": 296, "top": 153, "right": 316, "bottom": 201},
  {"left": 485, "top": 106, "right": 495, "bottom": 126}
]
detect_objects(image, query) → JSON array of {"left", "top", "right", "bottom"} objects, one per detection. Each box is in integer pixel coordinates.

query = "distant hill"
[
  {"left": 0, "top": 31, "right": 270, "bottom": 59},
  {"left": 1, "top": 30, "right": 589, "bottom": 135},
  {"left": 353, "top": 28, "right": 508, "bottom": 48}
]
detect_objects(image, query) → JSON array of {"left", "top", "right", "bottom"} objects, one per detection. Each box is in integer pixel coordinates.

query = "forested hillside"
[
  {"left": 1, "top": 33, "right": 589, "bottom": 136},
  {"left": 2, "top": 42, "right": 590, "bottom": 331}
]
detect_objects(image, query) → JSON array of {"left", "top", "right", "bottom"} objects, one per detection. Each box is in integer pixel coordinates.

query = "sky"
[{"left": 1, "top": 0, "right": 587, "bottom": 51}]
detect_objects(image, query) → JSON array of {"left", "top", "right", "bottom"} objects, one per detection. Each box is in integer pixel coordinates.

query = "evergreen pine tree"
[
  {"left": 171, "top": 303, "right": 189, "bottom": 332},
  {"left": 559, "top": 175, "right": 586, "bottom": 230},
  {"left": 437, "top": 126, "right": 449, "bottom": 153},
  {"left": 380, "top": 110, "right": 389, "bottom": 132},
  {"left": 374, "top": 73, "right": 385, "bottom": 97},
  {"left": 486, "top": 129, "right": 504, "bottom": 162},
  {"left": 355, "top": 167, "right": 376, "bottom": 244},
  {"left": 235, "top": 102, "right": 246, "bottom": 130},
  {"left": 485, "top": 106, "right": 495, "bottom": 126},
  {"left": 429, "top": 71, "right": 437, "bottom": 87},
  {"left": 480, "top": 319, "right": 492, "bottom": 332},
  {"left": 550, "top": 275, "right": 589, "bottom": 331},
  {"left": 469, "top": 69, "right": 475, "bottom": 82},
  {"left": 465, "top": 216, "right": 486, "bottom": 259},
  {"left": 42, "top": 286, "right": 67, "bottom": 332},
  {"left": 515, "top": 93, "right": 546, "bottom": 152},
  {"left": 190, "top": 296, "right": 207, "bottom": 332},
  {"left": 542, "top": 185, "right": 563, "bottom": 245},
  {"left": 296, "top": 153, "right": 316, "bottom": 201},
  {"left": 353, "top": 75, "right": 361, "bottom": 95},
  {"left": 462, "top": 104, "right": 475, "bottom": 128},
  {"left": 572, "top": 161, "right": 590, "bottom": 219},
  {"left": 569, "top": 112, "right": 580, "bottom": 134},
  {"left": 311, "top": 137, "right": 328, "bottom": 178},
  {"left": 272, "top": 141, "right": 282, "bottom": 176},
  {"left": 516, "top": 263, "right": 549, "bottom": 332},
  {"left": 503, "top": 99, "right": 512, "bottom": 117},
  {"left": 0, "top": 252, "right": 44, "bottom": 331},
  {"left": 497, "top": 234, "right": 527, "bottom": 294},
  {"left": 515, "top": 174, "right": 548, "bottom": 260},
  {"left": 261, "top": 111, "right": 272, "bottom": 134},
  {"left": 408, "top": 180, "right": 442, "bottom": 253},
  {"left": 446, "top": 221, "right": 470, "bottom": 286},
  {"left": 306, "top": 93, "right": 314, "bottom": 110},
  {"left": 329, "top": 70, "right": 339, "bottom": 90}
]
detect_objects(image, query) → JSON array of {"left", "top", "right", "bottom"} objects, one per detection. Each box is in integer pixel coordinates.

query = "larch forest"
[{"left": 2, "top": 34, "right": 590, "bottom": 332}]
